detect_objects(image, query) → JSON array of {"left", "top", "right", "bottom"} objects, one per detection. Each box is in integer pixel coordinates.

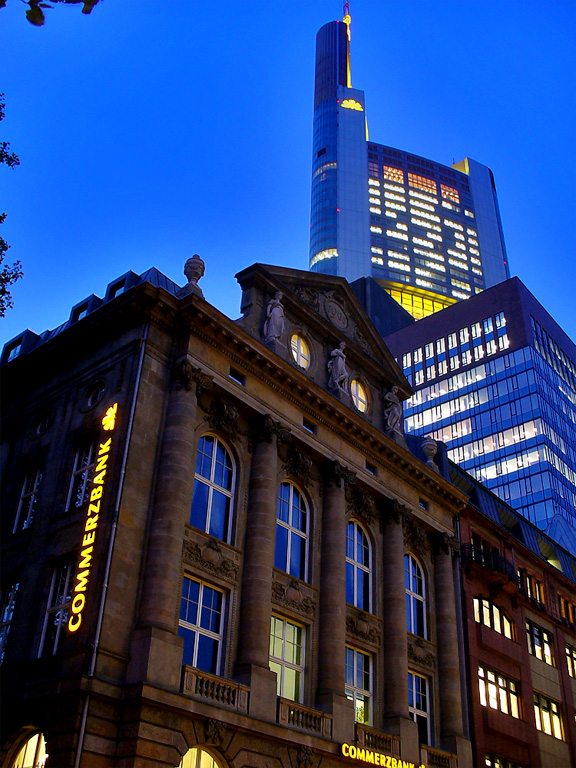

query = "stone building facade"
[{"left": 1, "top": 262, "right": 472, "bottom": 768}]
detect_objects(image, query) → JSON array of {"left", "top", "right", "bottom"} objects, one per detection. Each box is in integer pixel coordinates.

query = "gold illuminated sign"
[
  {"left": 341, "top": 744, "right": 426, "bottom": 768},
  {"left": 341, "top": 99, "right": 364, "bottom": 111},
  {"left": 68, "top": 404, "right": 118, "bottom": 633}
]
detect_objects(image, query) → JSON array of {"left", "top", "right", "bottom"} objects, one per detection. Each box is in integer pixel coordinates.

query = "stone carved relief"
[
  {"left": 272, "top": 579, "right": 316, "bottom": 617},
  {"left": 204, "top": 718, "right": 227, "bottom": 746},
  {"left": 182, "top": 539, "right": 238, "bottom": 583},
  {"left": 352, "top": 325, "right": 373, "bottom": 355},
  {"left": 403, "top": 517, "right": 430, "bottom": 557},
  {"left": 432, "top": 531, "right": 461, "bottom": 558},
  {"left": 347, "top": 486, "right": 376, "bottom": 527},
  {"left": 327, "top": 342, "right": 349, "bottom": 393},
  {"left": 294, "top": 286, "right": 320, "bottom": 312},
  {"left": 408, "top": 637, "right": 436, "bottom": 669},
  {"left": 297, "top": 746, "right": 315, "bottom": 768},
  {"left": 383, "top": 499, "right": 412, "bottom": 527},
  {"left": 256, "top": 414, "right": 291, "bottom": 445},
  {"left": 207, "top": 397, "right": 239, "bottom": 440},
  {"left": 174, "top": 360, "right": 213, "bottom": 395},
  {"left": 346, "top": 613, "right": 379, "bottom": 645},
  {"left": 325, "top": 460, "right": 356, "bottom": 490},
  {"left": 324, "top": 292, "right": 349, "bottom": 331},
  {"left": 282, "top": 446, "right": 313, "bottom": 487}
]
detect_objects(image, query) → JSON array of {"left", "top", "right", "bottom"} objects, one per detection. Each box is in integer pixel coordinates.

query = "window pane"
[
  {"left": 275, "top": 525, "right": 288, "bottom": 572},
  {"left": 289, "top": 532, "right": 304, "bottom": 579},
  {"left": 195, "top": 436, "right": 214, "bottom": 478},
  {"left": 208, "top": 490, "right": 229, "bottom": 540},
  {"left": 197, "top": 633, "right": 219, "bottom": 673},
  {"left": 178, "top": 625, "right": 197, "bottom": 666},
  {"left": 190, "top": 480, "right": 209, "bottom": 530}
]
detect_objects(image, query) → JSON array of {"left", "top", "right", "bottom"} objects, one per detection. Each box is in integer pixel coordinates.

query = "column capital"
[
  {"left": 324, "top": 459, "right": 356, "bottom": 489},
  {"left": 383, "top": 498, "right": 412, "bottom": 526},
  {"left": 254, "top": 413, "right": 291, "bottom": 444},
  {"left": 173, "top": 358, "right": 213, "bottom": 395},
  {"left": 432, "top": 531, "right": 461, "bottom": 558}
]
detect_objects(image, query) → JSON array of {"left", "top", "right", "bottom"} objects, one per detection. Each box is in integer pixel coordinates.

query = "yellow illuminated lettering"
[
  {"left": 95, "top": 453, "right": 109, "bottom": 473},
  {"left": 98, "top": 437, "right": 112, "bottom": 455},
  {"left": 68, "top": 613, "right": 82, "bottom": 632},
  {"left": 93, "top": 470, "right": 106, "bottom": 485},
  {"left": 349, "top": 746, "right": 357, "bottom": 759},
  {"left": 82, "top": 530, "right": 95, "bottom": 548},
  {"left": 88, "top": 500, "right": 100, "bottom": 516},
  {"left": 85, "top": 515, "right": 99, "bottom": 532},
  {"left": 385, "top": 758, "right": 391, "bottom": 768},
  {"left": 375, "top": 754, "right": 380, "bottom": 765},
  {"left": 90, "top": 486, "right": 103, "bottom": 502},
  {"left": 75, "top": 570, "right": 89, "bottom": 593},
  {"left": 341, "top": 98, "right": 364, "bottom": 111},
  {"left": 102, "top": 403, "right": 118, "bottom": 431},
  {"left": 78, "top": 546, "right": 93, "bottom": 570},
  {"left": 342, "top": 745, "right": 350, "bottom": 758},
  {"left": 366, "top": 751, "right": 374, "bottom": 764},
  {"left": 356, "top": 749, "right": 365, "bottom": 762},
  {"left": 71, "top": 593, "right": 85, "bottom": 614}
]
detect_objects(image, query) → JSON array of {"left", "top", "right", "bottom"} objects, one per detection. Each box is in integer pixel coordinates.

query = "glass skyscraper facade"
[
  {"left": 385, "top": 278, "right": 576, "bottom": 542},
  {"left": 310, "top": 19, "right": 510, "bottom": 320}
]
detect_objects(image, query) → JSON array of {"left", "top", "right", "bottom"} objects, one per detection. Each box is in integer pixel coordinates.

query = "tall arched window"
[
  {"left": 178, "top": 748, "right": 222, "bottom": 768},
  {"left": 405, "top": 553, "right": 427, "bottom": 638},
  {"left": 275, "top": 482, "right": 309, "bottom": 581},
  {"left": 190, "top": 435, "right": 234, "bottom": 542},
  {"left": 346, "top": 520, "right": 371, "bottom": 611},
  {"left": 8, "top": 732, "right": 48, "bottom": 768}
]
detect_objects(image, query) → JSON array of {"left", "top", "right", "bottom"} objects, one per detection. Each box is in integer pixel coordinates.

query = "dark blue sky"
[{"left": 2, "top": 0, "right": 575, "bottom": 346}]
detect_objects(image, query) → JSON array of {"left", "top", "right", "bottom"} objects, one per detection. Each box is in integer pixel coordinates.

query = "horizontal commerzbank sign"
[
  {"left": 341, "top": 744, "right": 426, "bottom": 768},
  {"left": 68, "top": 402, "right": 118, "bottom": 633}
]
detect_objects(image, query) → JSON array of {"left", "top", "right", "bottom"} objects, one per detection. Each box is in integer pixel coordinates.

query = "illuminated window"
[
  {"left": 409, "top": 190, "right": 438, "bottom": 204},
  {"left": 387, "top": 230, "right": 408, "bottom": 241},
  {"left": 179, "top": 577, "right": 223, "bottom": 674},
  {"left": 276, "top": 482, "right": 309, "bottom": 581},
  {"left": 384, "top": 201, "right": 406, "bottom": 212},
  {"left": 388, "top": 260, "right": 410, "bottom": 272},
  {"left": 436, "top": 338, "right": 445, "bottom": 354},
  {"left": 426, "top": 365, "right": 435, "bottom": 380},
  {"left": 495, "top": 312, "right": 506, "bottom": 328},
  {"left": 389, "top": 250, "right": 410, "bottom": 261},
  {"left": 533, "top": 692, "right": 563, "bottom": 739},
  {"left": 384, "top": 191, "right": 405, "bottom": 203},
  {"left": 385, "top": 211, "right": 397, "bottom": 219},
  {"left": 465, "top": 209, "right": 475, "bottom": 218},
  {"left": 39, "top": 562, "right": 73, "bottom": 657},
  {"left": 448, "top": 333, "right": 457, "bottom": 349},
  {"left": 178, "top": 749, "right": 222, "bottom": 768},
  {"left": 67, "top": 441, "right": 97, "bottom": 511},
  {"left": 452, "top": 280, "right": 471, "bottom": 292},
  {"left": 346, "top": 646, "right": 372, "bottom": 723},
  {"left": 405, "top": 554, "right": 427, "bottom": 638},
  {"left": 441, "top": 183, "right": 460, "bottom": 203},
  {"left": 13, "top": 466, "right": 43, "bottom": 532},
  {"left": 415, "top": 370, "right": 424, "bottom": 385},
  {"left": 413, "top": 348, "right": 423, "bottom": 364},
  {"left": 310, "top": 248, "right": 337, "bottom": 267},
  {"left": 368, "top": 187, "right": 381, "bottom": 196},
  {"left": 369, "top": 197, "right": 381, "bottom": 205},
  {"left": 369, "top": 206, "right": 381, "bottom": 214},
  {"left": 408, "top": 172, "right": 436, "bottom": 194},
  {"left": 411, "top": 210, "right": 440, "bottom": 223},
  {"left": 454, "top": 232, "right": 465, "bottom": 241},
  {"left": 368, "top": 178, "right": 380, "bottom": 187},
  {"left": 0, "top": 583, "right": 19, "bottom": 665},
  {"left": 346, "top": 521, "right": 371, "bottom": 611},
  {"left": 485, "top": 755, "right": 525, "bottom": 768},
  {"left": 370, "top": 226, "right": 383, "bottom": 234},
  {"left": 191, "top": 435, "right": 234, "bottom": 542},
  {"left": 486, "top": 339, "right": 497, "bottom": 355},
  {"left": 384, "top": 165, "right": 404, "bottom": 183},
  {"left": 566, "top": 645, "right": 576, "bottom": 677},
  {"left": 425, "top": 343, "right": 434, "bottom": 359},
  {"left": 444, "top": 219, "right": 464, "bottom": 231},
  {"left": 270, "top": 616, "right": 304, "bottom": 702},
  {"left": 290, "top": 334, "right": 310, "bottom": 369},
  {"left": 526, "top": 620, "right": 554, "bottom": 665},
  {"left": 402, "top": 352, "right": 411, "bottom": 368},
  {"left": 8, "top": 733, "right": 48, "bottom": 768},
  {"left": 408, "top": 672, "right": 430, "bottom": 744},
  {"left": 469, "top": 247, "right": 480, "bottom": 256},
  {"left": 473, "top": 597, "right": 513, "bottom": 639},
  {"left": 410, "top": 200, "right": 435, "bottom": 212},
  {"left": 371, "top": 256, "right": 384, "bottom": 266},
  {"left": 478, "top": 665, "right": 520, "bottom": 718},
  {"left": 498, "top": 334, "right": 509, "bottom": 350},
  {"left": 383, "top": 183, "right": 405, "bottom": 193},
  {"left": 350, "top": 379, "right": 369, "bottom": 413},
  {"left": 427, "top": 232, "right": 442, "bottom": 242},
  {"left": 371, "top": 246, "right": 384, "bottom": 255}
]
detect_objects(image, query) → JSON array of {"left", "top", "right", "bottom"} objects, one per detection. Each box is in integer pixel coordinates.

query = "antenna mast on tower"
[{"left": 343, "top": 1, "right": 352, "bottom": 86}]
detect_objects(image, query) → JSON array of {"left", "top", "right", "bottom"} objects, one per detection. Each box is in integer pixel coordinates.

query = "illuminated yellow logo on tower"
[{"left": 341, "top": 99, "right": 363, "bottom": 111}]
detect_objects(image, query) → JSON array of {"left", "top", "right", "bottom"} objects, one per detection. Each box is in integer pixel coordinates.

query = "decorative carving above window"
[{"left": 182, "top": 538, "right": 239, "bottom": 583}]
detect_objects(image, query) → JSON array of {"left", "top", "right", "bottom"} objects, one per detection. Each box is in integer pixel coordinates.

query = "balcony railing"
[
  {"left": 421, "top": 745, "right": 458, "bottom": 768},
  {"left": 355, "top": 724, "right": 400, "bottom": 756},
  {"left": 182, "top": 668, "right": 249, "bottom": 713},
  {"left": 461, "top": 544, "right": 517, "bottom": 583},
  {"left": 277, "top": 698, "right": 333, "bottom": 738}
]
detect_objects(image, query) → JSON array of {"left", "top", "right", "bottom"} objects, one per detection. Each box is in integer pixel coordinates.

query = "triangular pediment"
[{"left": 235, "top": 263, "right": 411, "bottom": 399}]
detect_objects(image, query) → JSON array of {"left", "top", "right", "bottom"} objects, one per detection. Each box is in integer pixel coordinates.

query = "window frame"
[
  {"left": 178, "top": 576, "right": 225, "bottom": 675},
  {"left": 290, "top": 333, "right": 311, "bottom": 370},
  {"left": 13, "top": 465, "right": 43, "bottom": 532},
  {"left": 346, "top": 520, "right": 372, "bottom": 612},
  {"left": 408, "top": 671, "right": 431, "bottom": 745},
  {"left": 533, "top": 692, "right": 563, "bottom": 739},
  {"left": 0, "top": 582, "right": 20, "bottom": 664},
  {"left": 269, "top": 614, "right": 305, "bottom": 703},
  {"left": 190, "top": 434, "right": 235, "bottom": 543},
  {"left": 405, "top": 553, "right": 427, "bottom": 639},
  {"left": 526, "top": 619, "right": 554, "bottom": 666},
  {"left": 345, "top": 645, "right": 372, "bottom": 724},
  {"left": 350, "top": 378, "right": 369, "bottom": 413},
  {"left": 473, "top": 596, "right": 513, "bottom": 639},
  {"left": 275, "top": 481, "right": 309, "bottom": 581},
  {"left": 66, "top": 440, "right": 98, "bottom": 512},
  {"left": 39, "top": 561, "right": 73, "bottom": 657},
  {"left": 478, "top": 664, "right": 520, "bottom": 719}
]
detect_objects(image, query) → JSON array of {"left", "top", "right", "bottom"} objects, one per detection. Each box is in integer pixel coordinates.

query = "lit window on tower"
[
  {"left": 383, "top": 165, "right": 404, "bottom": 183},
  {"left": 440, "top": 184, "right": 460, "bottom": 203}
]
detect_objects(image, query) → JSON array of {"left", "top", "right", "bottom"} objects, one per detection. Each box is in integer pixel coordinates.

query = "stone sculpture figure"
[
  {"left": 328, "top": 341, "right": 349, "bottom": 391},
  {"left": 263, "top": 292, "right": 285, "bottom": 341},
  {"left": 383, "top": 385, "right": 403, "bottom": 436}
]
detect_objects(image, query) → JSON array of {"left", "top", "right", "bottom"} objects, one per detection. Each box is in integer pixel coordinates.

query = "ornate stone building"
[{"left": 1, "top": 260, "right": 473, "bottom": 767}]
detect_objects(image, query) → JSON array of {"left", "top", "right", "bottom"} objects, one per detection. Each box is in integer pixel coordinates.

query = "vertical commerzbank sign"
[{"left": 67, "top": 402, "right": 118, "bottom": 633}]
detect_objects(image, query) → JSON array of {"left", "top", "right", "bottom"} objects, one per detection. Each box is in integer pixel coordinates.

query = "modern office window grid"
[
  {"left": 275, "top": 482, "right": 309, "bottom": 581},
  {"left": 190, "top": 435, "right": 234, "bottom": 543},
  {"left": 345, "top": 646, "right": 371, "bottom": 724},
  {"left": 405, "top": 553, "right": 427, "bottom": 638},
  {"left": 346, "top": 521, "right": 371, "bottom": 611},
  {"left": 269, "top": 615, "right": 305, "bottom": 702},
  {"left": 39, "top": 562, "right": 73, "bottom": 657},
  {"left": 178, "top": 576, "right": 224, "bottom": 674}
]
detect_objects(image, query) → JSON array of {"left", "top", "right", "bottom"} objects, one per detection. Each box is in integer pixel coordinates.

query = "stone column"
[
  {"left": 316, "top": 461, "right": 355, "bottom": 742},
  {"left": 235, "top": 415, "right": 286, "bottom": 719},
  {"left": 382, "top": 502, "right": 420, "bottom": 767},
  {"left": 128, "top": 360, "right": 211, "bottom": 689},
  {"left": 433, "top": 534, "right": 468, "bottom": 752}
]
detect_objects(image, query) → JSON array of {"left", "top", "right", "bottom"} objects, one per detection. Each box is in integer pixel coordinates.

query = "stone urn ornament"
[
  {"left": 178, "top": 253, "right": 205, "bottom": 298},
  {"left": 422, "top": 435, "right": 440, "bottom": 473}
]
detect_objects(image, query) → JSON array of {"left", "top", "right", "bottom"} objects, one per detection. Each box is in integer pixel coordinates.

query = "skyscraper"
[{"left": 309, "top": 17, "right": 510, "bottom": 320}]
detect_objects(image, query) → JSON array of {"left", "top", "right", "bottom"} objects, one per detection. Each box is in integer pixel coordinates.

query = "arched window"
[
  {"left": 190, "top": 435, "right": 234, "bottom": 542},
  {"left": 178, "top": 748, "right": 222, "bottom": 768},
  {"left": 346, "top": 521, "right": 371, "bottom": 611},
  {"left": 275, "top": 482, "right": 309, "bottom": 581},
  {"left": 405, "top": 553, "right": 427, "bottom": 638},
  {"left": 9, "top": 732, "right": 48, "bottom": 768}
]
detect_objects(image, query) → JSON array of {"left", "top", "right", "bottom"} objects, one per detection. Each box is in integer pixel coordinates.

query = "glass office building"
[
  {"left": 385, "top": 278, "right": 576, "bottom": 544},
  {"left": 310, "top": 18, "right": 510, "bottom": 320}
]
